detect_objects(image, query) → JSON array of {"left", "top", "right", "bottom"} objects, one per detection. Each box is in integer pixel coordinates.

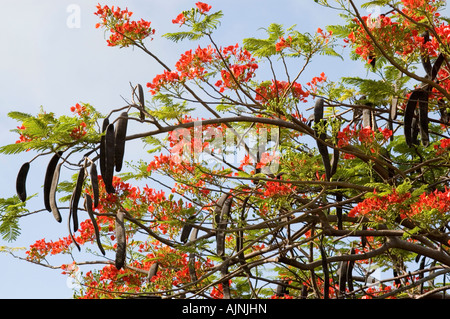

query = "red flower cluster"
[
  {"left": 14, "top": 124, "right": 32, "bottom": 145},
  {"left": 348, "top": 190, "right": 411, "bottom": 220},
  {"left": 255, "top": 80, "right": 309, "bottom": 104},
  {"left": 196, "top": 2, "right": 212, "bottom": 14},
  {"left": 95, "top": 4, "right": 154, "bottom": 47},
  {"left": 147, "top": 44, "right": 258, "bottom": 95},
  {"left": 337, "top": 124, "right": 392, "bottom": 154}
]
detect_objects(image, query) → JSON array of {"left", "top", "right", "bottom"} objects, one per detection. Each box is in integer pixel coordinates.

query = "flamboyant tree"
[{"left": 1, "top": 0, "right": 450, "bottom": 299}]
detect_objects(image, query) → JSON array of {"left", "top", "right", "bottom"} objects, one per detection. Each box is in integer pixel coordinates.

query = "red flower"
[{"left": 196, "top": 2, "right": 212, "bottom": 13}]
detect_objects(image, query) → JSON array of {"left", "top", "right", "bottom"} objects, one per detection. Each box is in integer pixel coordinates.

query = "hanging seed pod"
[
  {"left": 16, "top": 162, "right": 30, "bottom": 202},
  {"left": 337, "top": 257, "right": 348, "bottom": 295},
  {"left": 137, "top": 84, "right": 145, "bottom": 121},
  {"left": 99, "top": 118, "right": 109, "bottom": 182},
  {"left": 115, "top": 210, "right": 126, "bottom": 270},
  {"left": 347, "top": 248, "right": 355, "bottom": 293},
  {"left": 103, "top": 124, "right": 116, "bottom": 194},
  {"left": 43, "top": 151, "right": 63, "bottom": 212},
  {"left": 84, "top": 194, "right": 105, "bottom": 255},
  {"left": 390, "top": 97, "right": 398, "bottom": 121},
  {"left": 421, "top": 31, "right": 432, "bottom": 77},
  {"left": 319, "top": 244, "right": 329, "bottom": 299},
  {"left": 216, "top": 197, "right": 232, "bottom": 257},
  {"left": 148, "top": 262, "right": 159, "bottom": 280},
  {"left": 49, "top": 162, "right": 63, "bottom": 223},
  {"left": 361, "top": 224, "right": 367, "bottom": 248},
  {"left": 432, "top": 53, "right": 445, "bottom": 81},
  {"left": 330, "top": 148, "right": 339, "bottom": 178},
  {"left": 362, "top": 108, "right": 371, "bottom": 128},
  {"left": 404, "top": 90, "right": 421, "bottom": 147},
  {"left": 70, "top": 166, "right": 85, "bottom": 233},
  {"left": 189, "top": 253, "right": 198, "bottom": 283},
  {"left": 314, "top": 98, "right": 331, "bottom": 180},
  {"left": 418, "top": 91, "right": 430, "bottom": 147},
  {"left": 221, "top": 260, "right": 231, "bottom": 299},
  {"left": 180, "top": 215, "right": 195, "bottom": 243},
  {"left": 114, "top": 112, "right": 128, "bottom": 172},
  {"left": 90, "top": 162, "right": 99, "bottom": 208},
  {"left": 336, "top": 193, "right": 343, "bottom": 230}
]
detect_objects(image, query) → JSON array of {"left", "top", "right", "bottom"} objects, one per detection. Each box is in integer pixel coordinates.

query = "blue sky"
[{"left": 0, "top": 0, "right": 433, "bottom": 299}]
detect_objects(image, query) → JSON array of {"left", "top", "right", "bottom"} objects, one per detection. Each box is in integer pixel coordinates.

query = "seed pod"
[
  {"left": 347, "top": 248, "right": 355, "bottom": 293},
  {"left": 189, "top": 253, "right": 197, "bottom": 282},
  {"left": 418, "top": 91, "right": 430, "bottom": 147},
  {"left": 336, "top": 193, "right": 343, "bottom": 230},
  {"left": 362, "top": 108, "right": 371, "bottom": 128},
  {"left": 180, "top": 215, "right": 195, "bottom": 243},
  {"left": 216, "top": 197, "right": 232, "bottom": 257},
  {"left": 361, "top": 224, "right": 367, "bottom": 248},
  {"left": 90, "top": 162, "right": 99, "bottom": 208},
  {"left": 148, "top": 262, "right": 159, "bottom": 280},
  {"left": 390, "top": 97, "right": 398, "bottom": 121},
  {"left": 115, "top": 210, "right": 126, "bottom": 270},
  {"left": 419, "top": 256, "right": 426, "bottom": 294},
  {"left": 137, "top": 84, "right": 145, "bottom": 121},
  {"left": 214, "top": 194, "right": 229, "bottom": 226},
  {"left": 99, "top": 118, "right": 109, "bottom": 182},
  {"left": 330, "top": 148, "right": 339, "bottom": 178},
  {"left": 319, "top": 244, "right": 329, "bottom": 299},
  {"left": 103, "top": 124, "right": 116, "bottom": 194},
  {"left": 432, "top": 53, "right": 445, "bottom": 81},
  {"left": 49, "top": 162, "right": 63, "bottom": 223},
  {"left": 337, "top": 257, "right": 348, "bottom": 295},
  {"left": 221, "top": 260, "right": 231, "bottom": 299},
  {"left": 236, "top": 197, "right": 249, "bottom": 272},
  {"left": 421, "top": 31, "right": 432, "bottom": 77},
  {"left": 404, "top": 90, "right": 421, "bottom": 147},
  {"left": 84, "top": 194, "right": 105, "bottom": 255},
  {"left": 44, "top": 151, "right": 63, "bottom": 212},
  {"left": 114, "top": 112, "right": 128, "bottom": 172},
  {"left": 16, "top": 162, "right": 30, "bottom": 202},
  {"left": 70, "top": 166, "right": 85, "bottom": 233},
  {"left": 314, "top": 98, "right": 331, "bottom": 180}
]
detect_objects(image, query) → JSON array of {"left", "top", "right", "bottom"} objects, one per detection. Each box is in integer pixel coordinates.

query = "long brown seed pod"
[
  {"left": 114, "top": 112, "right": 128, "bottom": 172},
  {"left": 89, "top": 162, "right": 99, "bottom": 208},
  {"left": 16, "top": 162, "right": 30, "bottom": 202},
  {"left": 404, "top": 90, "right": 422, "bottom": 147},
  {"left": 115, "top": 209, "right": 126, "bottom": 270},
  {"left": 319, "top": 244, "right": 329, "bottom": 299},
  {"left": 189, "top": 253, "right": 197, "bottom": 283},
  {"left": 70, "top": 166, "right": 85, "bottom": 233},
  {"left": 44, "top": 151, "right": 63, "bottom": 212},
  {"left": 418, "top": 90, "right": 430, "bottom": 147},
  {"left": 221, "top": 260, "right": 231, "bottom": 299},
  {"left": 432, "top": 53, "right": 445, "bottom": 81},
  {"left": 49, "top": 162, "right": 63, "bottom": 223},
  {"left": 103, "top": 124, "right": 116, "bottom": 194},
  {"left": 217, "top": 197, "right": 232, "bottom": 257},
  {"left": 99, "top": 118, "right": 109, "bottom": 182},
  {"left": 180, "top": 215, "right": 195, "bottom": 243},
  {"left": 84, "top": 194, "right": 105, "bottom": 255},
  {"left": 137, "top": 84, "right": 145, "bottom": 121},
  {"left": 314, "top": 98, "right": 331, "bottom": 180},
  {"left": 347, "top": 248, "right": 355, "bottom": 293}
]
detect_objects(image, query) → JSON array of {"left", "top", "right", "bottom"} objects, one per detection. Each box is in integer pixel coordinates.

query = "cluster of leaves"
[{"left": 2, "top": 0, "right": 450, "bottom": 299}]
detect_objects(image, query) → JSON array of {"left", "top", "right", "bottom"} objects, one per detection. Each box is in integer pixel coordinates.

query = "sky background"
[{"left": 0, "top": 0, "right": 446, "bottom": 299}]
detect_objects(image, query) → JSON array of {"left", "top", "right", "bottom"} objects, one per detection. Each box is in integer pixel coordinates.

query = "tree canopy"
[{"left": 2, "top": 0, "right": 450, "bottom": 299}]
